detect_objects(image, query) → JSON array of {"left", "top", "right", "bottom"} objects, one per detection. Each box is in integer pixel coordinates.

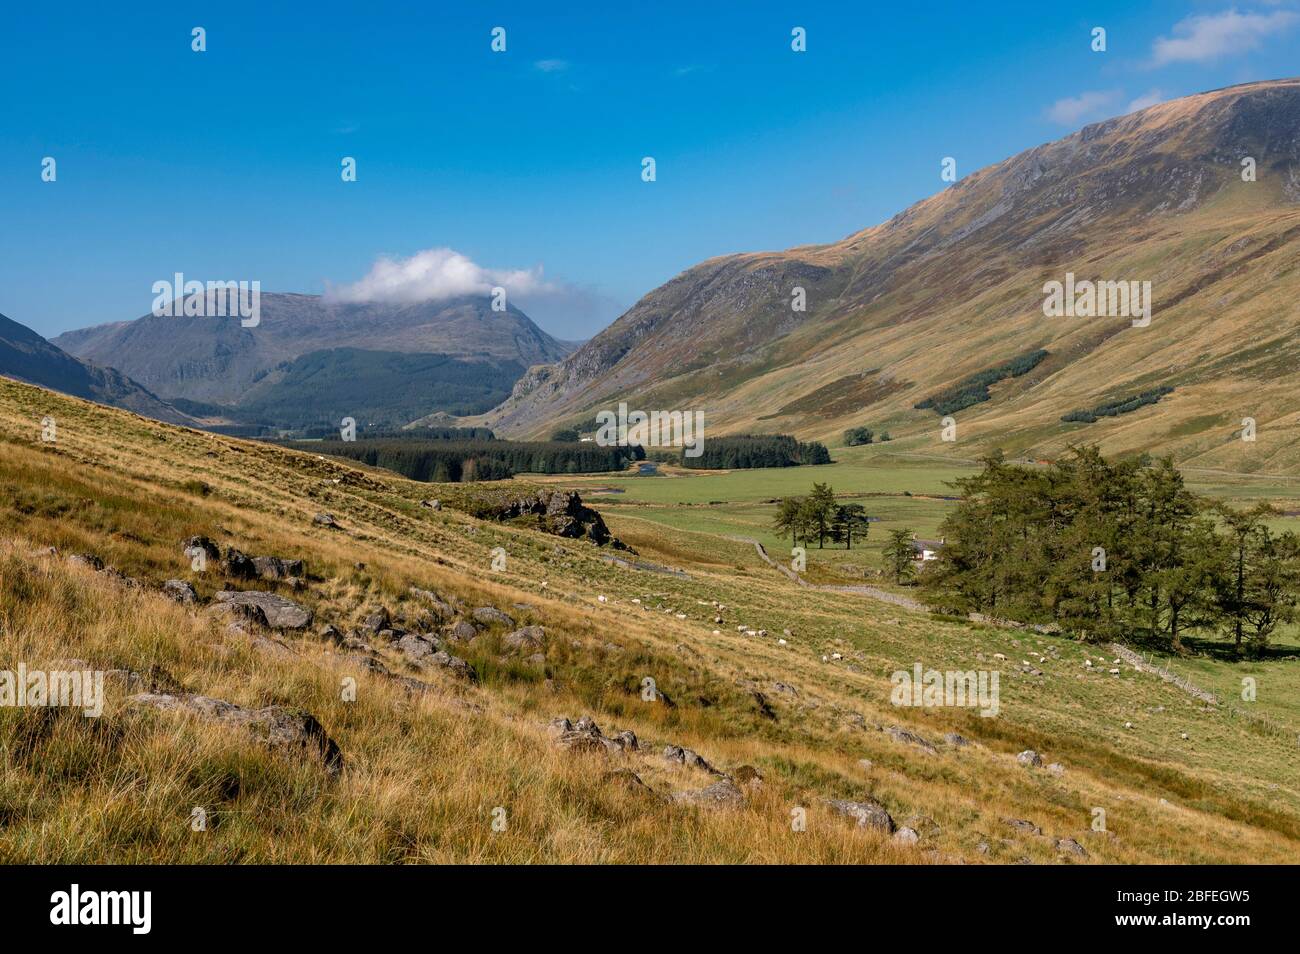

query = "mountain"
[
  {"left": 486, "top": 79, "right": 1300, "bottom": 473},
  {"left": 233, "top": 348, "right": 524, "bottom": 430},
  {"left": 52, "top": 292, "right": 572, "bottom": 408},
  {"left": 0, "top": 312, "right": 196, "bottom": 425}
]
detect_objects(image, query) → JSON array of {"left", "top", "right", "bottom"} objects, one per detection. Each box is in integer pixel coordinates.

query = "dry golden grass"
[{"left": 1, "top": 377, "right": 1297, "bottom": 863}]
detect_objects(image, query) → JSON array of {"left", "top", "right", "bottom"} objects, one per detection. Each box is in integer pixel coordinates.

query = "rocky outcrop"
[
  {"left": 478, "top": 490, "right": 629, "bottom": 549},
  {"left": 549, "top": 716, "right": 637, "bottom": 755}
]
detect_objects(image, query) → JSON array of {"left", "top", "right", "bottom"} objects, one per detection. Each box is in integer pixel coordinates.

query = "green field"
[{"left": 533, "top": 444, "right": 1300, "bottom": 584}]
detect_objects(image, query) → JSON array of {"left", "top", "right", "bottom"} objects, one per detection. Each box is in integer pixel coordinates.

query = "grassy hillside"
[{"left": 1, "top": 377, "right": 1297, "bottom": 863}]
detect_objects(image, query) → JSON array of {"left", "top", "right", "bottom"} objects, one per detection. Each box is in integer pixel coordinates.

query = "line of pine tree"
[
  {"left": 682, "top": 434, "right": 831, "bottom": 469},
  {"left": 297, "top": 438, "right": 644, "bottom": 482}
]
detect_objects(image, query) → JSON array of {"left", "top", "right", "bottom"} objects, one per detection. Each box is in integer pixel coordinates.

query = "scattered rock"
[
  {"left": 893, "top": 827, "right": 920, "bottom": 845},
  {"left": 472, "top": 606, "right": 516, "bottom": 627},
  {"left": 361, "top": 607, "right": 391, "bottom": 634},
  {"left": 446, "top": 620, "right": 478, "bottom": 642},
  {"left": 214, "top": 590, "right": 312, "bottom": 630},
  {"left": 220, "top": 547, "right": 258, "bottom": 580},
  {"left": 502, "top": 625, "right": 545, "bottom": 652},
  {"left": 1016, "top": 750, "right": 1043, "bottom": 767},
  {"left": 206, "top": 600, "right": 268, "bottom": 627},
  {"left": 1055, "top": 838, "right": 1088, "bottom": 858},
  {"left": 825, "top": 798, "right": 896, "bottom": 833},
  {"left": 312, "top": 512, "right": 339, "bottom": 529},
  {"left": 662, "top": 745, "right": 718, "bottom": 774},
  {"left": 129, "top": 693, "right": 342, "bottom": 773},
  {"left": 67, "top": 553, "right": 105, "bottom": 571},
  {"left": 162, "top": 579, "right": 199, "bottom": 604},
  {"left": 420, "top": 499, "right": 442, "bottom": 511},
  {"left": 397, "top": 633, "right": 442, "bottom": 664},
  {"left": 1004, "top": 818, "right": 1043, "bottom": 836},
  {"left": 885, "top": 725, "right": 938, "bottom": 754},
  {"left": 251, "top": 555, "right": 305, "bottom": 581},
  {"left": 1046, "top": 762, "right": 1065, "bottom": 776},
  {"left": 944, "top": 732, "right": 970, "bottom": 747},
  {"left": 425, "top": 650, "right": 476, "bottom": 681}
]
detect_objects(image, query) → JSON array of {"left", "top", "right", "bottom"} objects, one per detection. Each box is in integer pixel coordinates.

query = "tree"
[
  {"left": 772, "top": 497, "right": 808, "bottom": 545},
  {"left": 1243, "top": 530, "right": 1300, "bottom": 655},
  {"left": 804, "top": 483, "right": 838, "bottom": 549},
  {"left": 883, "top": 529, "right": 916, "bottom": 584},
  {"left": 1215, "top": 504, "right": 1300, "bottom": 656},
  {"left": 843, "top": 426, "right": 873, "bottom": 446},
  {"left": 832, "top": 504, "right": 871, "bottom": 550}
]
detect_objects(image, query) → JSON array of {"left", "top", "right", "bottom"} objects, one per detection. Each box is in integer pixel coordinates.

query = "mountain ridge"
[
  {"left": 483, "top": 78, "right": 1300, "bottom": 473},
  {"left": 0, "top": 312, "right": 197, "bottom": 426},
  {"left": 52, "top": 291, "right": 573, "bottom": 407}
]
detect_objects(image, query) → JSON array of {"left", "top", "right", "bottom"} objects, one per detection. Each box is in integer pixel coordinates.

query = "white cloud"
[
  {"left": 1150, "top": 8, "right": 1298, "bottom": 66},
  {"left": 1127, "top": 89, "right": 1165, "bottom": 112},
  {"left": 324, "top": 247, "right": 622, "bottom": 337},
  {"left": 534, "top": 59, "right": 570, "bottom": 73},
  {"left": 326, "top": 248, "right": 554, "bottom": 305},
  {"left": 1045, "top": 90, "right": 1121, "bottom": 125}
]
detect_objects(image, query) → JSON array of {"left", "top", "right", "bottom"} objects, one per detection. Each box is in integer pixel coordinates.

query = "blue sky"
[{"left": 2, "top": 1, "right": 1296, "bottom": 341}]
